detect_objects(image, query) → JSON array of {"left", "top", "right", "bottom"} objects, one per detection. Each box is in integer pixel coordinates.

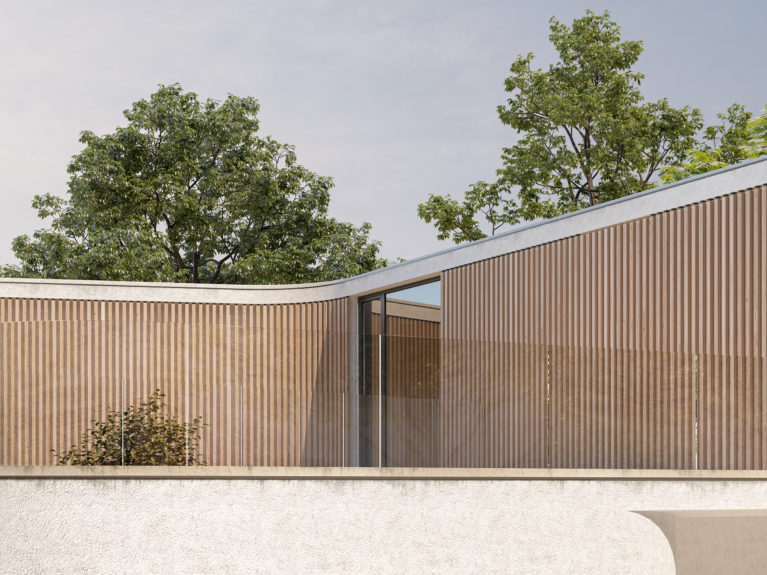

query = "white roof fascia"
[{"left": 1, "top": 156, "right": 766, "bottom": 305}]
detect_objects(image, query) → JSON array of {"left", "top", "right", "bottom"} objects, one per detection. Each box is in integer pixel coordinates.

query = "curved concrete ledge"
[
  {"left": 5, "top": 465, "right": 767, "bottom": 480},
  {"left": 636, "top": 510, "right": 767, "bottom": 575},
  {"left": 1, "top": 156, "right": 766, "bottom": 304}
]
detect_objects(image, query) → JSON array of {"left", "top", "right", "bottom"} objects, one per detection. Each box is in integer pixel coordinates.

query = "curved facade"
[
  {"left": 0, "top": 298, "right": 349, "bottom": 466},
  {"left": 2, "top": 157, "right": 767, "bottom": 468}
]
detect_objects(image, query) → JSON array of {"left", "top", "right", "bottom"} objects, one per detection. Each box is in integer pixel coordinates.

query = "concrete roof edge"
[{"left": 1, "top": 155, "right": 766, "bottom": 305}]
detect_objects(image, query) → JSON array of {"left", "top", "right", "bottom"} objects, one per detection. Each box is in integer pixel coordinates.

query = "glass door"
[{"left": 358, "top": 279, "right": 441, "bottom": 467}]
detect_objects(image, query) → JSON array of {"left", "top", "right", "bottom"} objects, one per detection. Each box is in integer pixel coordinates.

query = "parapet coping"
[
  {"left": 2, "top": 156, "right": 766, "bottom": 305},
  {"left": 3, "top": 466, "right": 767, "bottom": 481}
]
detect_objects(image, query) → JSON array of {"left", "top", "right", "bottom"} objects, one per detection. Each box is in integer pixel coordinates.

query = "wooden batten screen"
[
  {"left": 441, "top": 185, "right": 767, "bottom": 470},
  {"left": 0, "top": 297, "right": 349, "bottom": 467}
]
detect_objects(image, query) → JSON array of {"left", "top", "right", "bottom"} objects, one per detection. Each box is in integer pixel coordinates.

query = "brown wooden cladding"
[
  {"left": 441, "top": 185, "right": 767, "bottom": 470},
  {"left": 0, "top": 298, "right": 348, "bottom": 466},
  {"left": 3, "top": 185, "right": 767, "bottom": 470}
]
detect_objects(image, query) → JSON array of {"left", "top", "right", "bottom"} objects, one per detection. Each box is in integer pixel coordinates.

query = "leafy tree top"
[
  {"left": 2, "top": 84, "right": 390, "bottom": 283},
  {"left": 661, "top": 104, "right": 767, "bottom": 183},
  {"left": 418, "top": 10, "right": 703, "bottom": 243}
]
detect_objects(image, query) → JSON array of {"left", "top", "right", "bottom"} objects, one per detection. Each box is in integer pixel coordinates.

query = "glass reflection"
[{"left": 358, "top": 280, "right": 441, "bottom": 467}]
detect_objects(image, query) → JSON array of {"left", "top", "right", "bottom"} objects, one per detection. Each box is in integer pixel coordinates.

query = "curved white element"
[
  {"left": 636, "top": 510, "right": 767, "bottom": 575},
  {"left": 1, "top": 156, "right": 766, "bottom": 304}
]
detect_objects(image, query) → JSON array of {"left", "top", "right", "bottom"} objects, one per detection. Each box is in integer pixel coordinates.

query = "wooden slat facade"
[
  {"left": 0, "top": 298, "right": 348, "bottom": 466},
  {"left": 441, "top": 185, "right": 767, "bottom": 469},
  {"left": 2, "top": 183, "right": 766, "bottom": 470}
]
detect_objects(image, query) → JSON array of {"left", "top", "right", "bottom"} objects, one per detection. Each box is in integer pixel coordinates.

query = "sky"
[
  {"left": 1, "top": 0, "right": 765, "bottom": 266},
  {"left": 387, "top": 280, "right": 441, "bottom": 307}
]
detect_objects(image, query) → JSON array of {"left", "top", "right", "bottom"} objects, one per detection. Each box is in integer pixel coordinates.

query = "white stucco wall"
[{"left": 3, "top": 471, "right": 767, "bottom": 574}]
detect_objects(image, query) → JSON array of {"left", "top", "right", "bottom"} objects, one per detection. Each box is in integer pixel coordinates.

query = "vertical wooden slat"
[
  {"left": 0, "top": 296, "right": 350, "bottom": 466},
  {"left": 439, "top": 184, "right": 766, "bottom": 470},
  {"left": 1, "top": 185, "right": 766, "bottom": 470}
]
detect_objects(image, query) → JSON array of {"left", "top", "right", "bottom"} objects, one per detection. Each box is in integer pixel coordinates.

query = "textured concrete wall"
[{"left": 2, "top": 476, "right": 767, "bottom": 574}]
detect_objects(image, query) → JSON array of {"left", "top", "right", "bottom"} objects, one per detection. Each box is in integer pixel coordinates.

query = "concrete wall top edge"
[
  {"left": 1, "top": 156, "right": 766, "bottom": 305},
  {"left": 4, "top": 466, "right": 767, "bottom": 481}
]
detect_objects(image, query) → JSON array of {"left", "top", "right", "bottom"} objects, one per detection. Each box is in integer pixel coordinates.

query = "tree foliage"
[
  {"left": 52, "top": 390, "right": 204, "bottom": 465},
  {"left": 418, "top": 10, "right": 703, "bottom": 243},
  {"left": 2, "top": 84, "right": 389, "bottom": 283},
  {"left": 661, "top": 104, "right": 767, "bottom": 183}
]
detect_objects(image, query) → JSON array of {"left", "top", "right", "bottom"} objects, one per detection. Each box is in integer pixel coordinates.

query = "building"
[{"left": 1, "top": 156, "right": 767, "bottom": 470}]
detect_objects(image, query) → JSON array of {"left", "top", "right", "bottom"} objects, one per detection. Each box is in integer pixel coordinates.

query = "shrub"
[{"left": 52, "top": 389, "right": 205, "bottom": 465}]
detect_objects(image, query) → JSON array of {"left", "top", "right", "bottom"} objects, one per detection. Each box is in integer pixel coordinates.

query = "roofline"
[
  {"left": 1, "top": 155, "right": 766, "bottom": 305},
  {"left": 351, "top": 154, "right": 767, "bottom": 278}
]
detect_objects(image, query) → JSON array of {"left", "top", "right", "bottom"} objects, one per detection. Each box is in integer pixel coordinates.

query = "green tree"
[
  {"left": 52, "top": 390, "right": 205, "bottom": 465},
  {"left": 2, "top": 84, "right": 389, "bottom": 283},
  {"left": 661, "top": 104, "right": 767, "bottom": 183},
  {"left": 418, "top": 10, "right": 703, "bottom": 243}
]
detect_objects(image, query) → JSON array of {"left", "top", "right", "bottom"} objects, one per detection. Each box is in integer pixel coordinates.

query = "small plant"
[{"left": 52, "top": 389, "right": 205, "bottom": 465}]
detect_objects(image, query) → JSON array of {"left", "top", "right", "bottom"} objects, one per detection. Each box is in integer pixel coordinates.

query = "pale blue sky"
[
  {"left": 1, "top": 0, "right": 765, "bottom": 267},
  {"left": 387, "top": 280, "right": 441, "bottom": 307}
]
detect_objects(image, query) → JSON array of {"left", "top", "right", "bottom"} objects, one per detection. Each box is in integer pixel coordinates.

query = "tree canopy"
[
  {"left": 661, "top": 104, "right": 767, "bottom": 183},
  {"left": 52, "top": 390, "right": 204, "bottom": 466},
  {"left": 418, "top": 10, "right": 704, "bottom": 243},
  {"left": 2, "top": 84, "right": 389, "bottom": 283}
]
